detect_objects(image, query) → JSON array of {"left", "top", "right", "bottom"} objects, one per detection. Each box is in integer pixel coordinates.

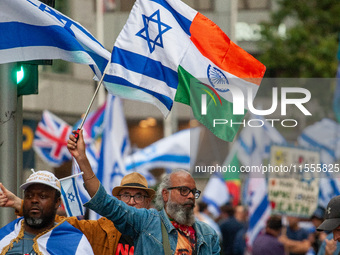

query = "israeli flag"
[
  {"left": 0, "top": 0, "right": 110, "bottom": 78},
  {"left": 298, "top": 118, "right": 340, "bottom": 164},
  {"left": 298, "top": 118, "right": 340, "bottom": 207},
  {"left": 0, "top": 218, "right": 94, "bottom": 254},
  {"left": 124, "top": 127, "right": 201, "bottom": 173},
  {"left": 236, "top": 115, "right": 286, "bottom": 247},
  {"left": 202, "top": 174, "right": 230, "bottom": 218},
  {"left": 60, "top": 173, "right": 84, "bottom": 217}
]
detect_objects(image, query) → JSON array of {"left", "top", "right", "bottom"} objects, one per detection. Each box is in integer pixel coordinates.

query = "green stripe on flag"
[
  {"left": 223, "top": 152, "right": 240, "bottom": 181},
  {"left": 175, "top": 65, "right": 246, "bottom": 142}
]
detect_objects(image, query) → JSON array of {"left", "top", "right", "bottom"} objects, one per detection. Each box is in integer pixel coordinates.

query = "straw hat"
[{"left": 111, "top": 172, "right": 155, "bottom": 198}]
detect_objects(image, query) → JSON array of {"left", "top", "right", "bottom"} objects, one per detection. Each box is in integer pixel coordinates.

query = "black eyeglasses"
[
  {"left": 167, "top": 186, "right": 201, "bottom": 199},
  {"left": 118, "top": 194, "right": 149, "bottom": 203}
]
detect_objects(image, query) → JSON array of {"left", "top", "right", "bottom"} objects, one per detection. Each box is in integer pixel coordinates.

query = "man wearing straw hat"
[
  {"left": 0, "top": 170, "right": 94, "bottom": 254},
  {"left": 0, "top": 170, "right": 155, "bottom": 255},
  {"left": 67, "top": 130, "right": 220, "bottom": 255}
]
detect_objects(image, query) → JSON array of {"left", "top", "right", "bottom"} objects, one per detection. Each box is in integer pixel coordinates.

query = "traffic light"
[{"left": 15, "top": 63, "right": 38, "bottom": 96}]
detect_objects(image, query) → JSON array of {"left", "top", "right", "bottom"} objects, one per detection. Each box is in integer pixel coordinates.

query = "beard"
[
  {"left": 23, "top": 205, "right": 56, "bottom": 229},
  {"left": 166, "top": 198, "right": 195, "bottom": 226}
]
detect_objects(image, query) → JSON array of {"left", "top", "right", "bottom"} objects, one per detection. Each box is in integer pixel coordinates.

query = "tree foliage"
[{"left": 258, "top": 0, "right": 340, "bottom": 78}]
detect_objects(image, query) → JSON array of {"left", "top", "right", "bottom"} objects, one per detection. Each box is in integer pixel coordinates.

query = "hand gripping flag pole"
[{"left": 74, "top": 63, "right": 110, "bottom": 140}]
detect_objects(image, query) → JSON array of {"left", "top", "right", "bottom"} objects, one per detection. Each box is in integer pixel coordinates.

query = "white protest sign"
[{"left": 268, "top": 145, "right": 320, "bottom": 218}]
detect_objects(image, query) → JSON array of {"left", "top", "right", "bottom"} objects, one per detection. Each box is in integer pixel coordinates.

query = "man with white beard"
[{"left": 67, "top": 130, "right": 220, "bottom": 255}]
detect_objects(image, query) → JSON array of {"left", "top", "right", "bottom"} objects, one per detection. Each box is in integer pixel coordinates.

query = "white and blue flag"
[
  {"left": 0, "top": 218, "right": 94, "bottom": 254},
  {"left": 202, "top": 173, "right": 230, "bottom": 218},
  {"left": 298, "top": 118, "right": 340, "bottom": 208},
  {"left": 71, "top": 102, "right": 106, "bottom": 206},
  {"left": 97, "top": 95, "right": 131, "bottom": 197},
  {"left": 0, "top": 0, "right": 110, "bottom": 78},
  {"left": 237, "top": 116, "right": 286, "bottom": 248},
  {"left": 124, "top": 127, "right": 201, "bottom": 174},
  {"left": 72, "top": 95, "right": 131, "bottom": 220},
  {"left": 59, "top": 173, "right": 84, "bottom": 217},
  {"left": 298, "top": 118, "right": 340, "bottom": 165}
]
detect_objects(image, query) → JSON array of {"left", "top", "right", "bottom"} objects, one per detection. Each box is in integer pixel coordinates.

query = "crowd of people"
[{"left": 0, "top": 129, "right": 339, "bottom": 254}]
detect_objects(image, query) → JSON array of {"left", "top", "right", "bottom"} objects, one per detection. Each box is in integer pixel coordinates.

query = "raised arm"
[
  {"left": 0, "top": 183, "right": 22, "bottom": 211},
  {"left": 67, "top": 130, "right": 100, "bottom": 197}
]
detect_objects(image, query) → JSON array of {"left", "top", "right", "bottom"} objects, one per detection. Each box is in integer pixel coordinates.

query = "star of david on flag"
[
  {"left": 102, "top": 0, "right": 266, "bottom": 142},
  {"left": 136, "top": 10, "right": 172, "bottom": 53},
  {"left": 68, "top": 193, "right": 76, "bottom": 202},
  {"left": 60, "top": 173, "right": 84, "bottom": 217}
]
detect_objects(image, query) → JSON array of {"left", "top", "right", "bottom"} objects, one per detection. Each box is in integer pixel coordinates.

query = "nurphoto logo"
[{"left": 200, "top": 80, "right": 312, "bottom": 128}]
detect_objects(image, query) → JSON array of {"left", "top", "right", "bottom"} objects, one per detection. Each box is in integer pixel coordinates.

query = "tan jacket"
[
  {"left": 17, "top": 206, "right": 122, "bottom": 255},
  {"left": 57, "top": 215, "right": 122, "bottom": 255}
]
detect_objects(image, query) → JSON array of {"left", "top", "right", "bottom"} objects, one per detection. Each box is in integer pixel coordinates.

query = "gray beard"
[
  {"left": 166, "top": 200, "right": 195, "bottom": 226},
  {"left": 25, "top": 217, "right": 44, "bottom": 228},
  {"left": 23, "top": 209, "right": 56, "bottom": 230},
  {"left": 25, "top": 217, "right": 45, "bottom": 229}
]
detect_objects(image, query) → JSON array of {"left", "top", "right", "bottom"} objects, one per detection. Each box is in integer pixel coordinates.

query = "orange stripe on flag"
[
  {"left": 190, "top": 13, "right": 266, "bottom": 85},
  {"left": 226, "top": 181, "right": 241, "bottom": 206}
]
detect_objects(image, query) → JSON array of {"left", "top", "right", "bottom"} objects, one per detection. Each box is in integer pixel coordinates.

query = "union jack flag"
[{"left": 33, "top": 110, "right": 73, "bottom": 167}]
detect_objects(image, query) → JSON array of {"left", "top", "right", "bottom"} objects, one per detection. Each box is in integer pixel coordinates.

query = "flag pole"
[
  {"left": 59, "top": 172, "right": 84, "bottom": 182},
  {"left": 75, "top": 63, "right": 110, "bottom": 139}
]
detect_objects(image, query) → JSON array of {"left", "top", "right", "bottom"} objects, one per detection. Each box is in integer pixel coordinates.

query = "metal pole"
[
  {"left": 229, "top": 0, "right": 238, "bottom": 42},
  {"left": 77, "top": 68, "right": 107, "bottom": 130},
  {"left": 17, "top": 96, "right": 23, "bottom": 195},
  {"left": 163, "top": 104, "right": 178, "bottom": 137},
  {"left": 214, "top": 0, "right": 238, "bottom": 42},
  {"left": 0, "top": 63, "right": 18, "bottom": 227}
]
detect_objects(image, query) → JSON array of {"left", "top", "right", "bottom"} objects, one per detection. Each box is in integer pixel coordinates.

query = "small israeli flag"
[{"left": 60, "top": 173, "right": 84, "bottom": 217}]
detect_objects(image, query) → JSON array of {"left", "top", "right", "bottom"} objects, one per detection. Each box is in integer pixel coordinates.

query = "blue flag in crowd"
[
  {"left": 298, "top": 118, "right": 340, "bottom": 208},
  {"left": 236, "top": 116, "right": 286, "bottom": 248},
  {"left": 202, "top": 174, "right": 230, "bottom": 218},
  {"left": 124, "top": 127, "right": 201, "bottom": 174},
  {"left": 59, "top": 174, "right": 84, "bottom": 217},
  {"left": 0, "top": 218, "right": 94, "bottom": 254},
  {"left": 298, "top": 118, "right": 340, "bottom": 165},
  {"left": 72, "top": 102, "right": 106, "bottom": 206},
  {"left": 97, "top": 95, "right": 131, "bottom": 195},
  {"left": 71, "top": 95, "right": 130, "bottom": 220},
  {"left": 0, "top": 0, "right": 110, "bottom": 78}
]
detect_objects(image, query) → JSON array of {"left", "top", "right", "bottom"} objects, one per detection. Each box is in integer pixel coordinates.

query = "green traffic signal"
[
  {"left": 15, "top": 63, "right": 39, "bottom": 96},
  {"left": 16, "top": 65, "right": 25, "bottom": 84}
]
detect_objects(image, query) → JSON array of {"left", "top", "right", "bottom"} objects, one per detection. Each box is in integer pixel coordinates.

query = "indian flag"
[
  {"left": 222, "top": 144, "right": 241, "bottom": 206},
  {"left": 103, "top": 0, "right": 266, "bottom": 141}
]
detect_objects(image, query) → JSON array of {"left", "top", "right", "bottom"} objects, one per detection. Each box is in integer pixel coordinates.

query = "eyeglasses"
[
  {"left": 118, "top": 194, "right": 149, "bottom": 203},
  {"left": 167, "top": 186, "right": 201, "bottom": 199}
]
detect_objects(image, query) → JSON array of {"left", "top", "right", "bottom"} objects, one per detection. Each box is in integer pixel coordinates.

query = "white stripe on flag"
[
  {"left": 60, "top": 174, "right": 84, "bottom": 217},
  {"left": 124, "top": 127, "right": 201, "bottom": 172},
  {"left": 236, "top": 115, "right": 285, "bottom": 248},
  {"left": 108, "top": 63, "right": 177, "bottom": 98},
  {"left": 180, "top": 41, "right": 259, "bottom": 109},
  {"left": 97, "top": 94, "right": 131, "bottom": 196},
  {"left": 0, "top": 0, "right": 110, "bottom": 80},
  {"left": 202, "top": 174, "right": 230, "bottom": 218},
  {"left": 113, "top": 0, "right": 191, "bottom": 70}
]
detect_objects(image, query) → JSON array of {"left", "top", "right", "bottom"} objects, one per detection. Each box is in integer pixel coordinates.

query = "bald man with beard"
[{"left": 67, "top": 130, "right": 220, "bottom": 255}]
